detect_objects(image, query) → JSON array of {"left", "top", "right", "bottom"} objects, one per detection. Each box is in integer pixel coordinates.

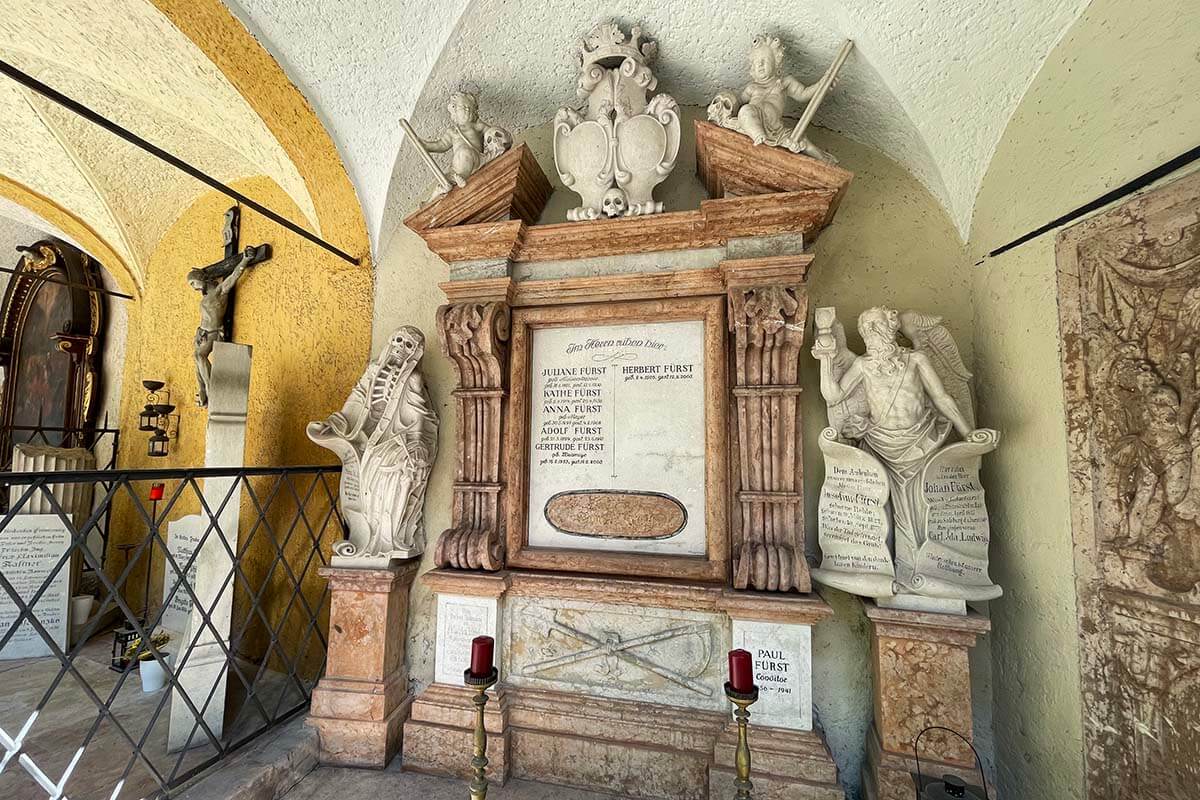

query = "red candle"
[
  {"left": 469, "top": 635, "right": 494, "bottom": 677},
  {"left": 728, "top": 648, "right": 754, "bottom": 693},
  {"left": 149, "top": 483, "right": 165, "bottom": 501}
]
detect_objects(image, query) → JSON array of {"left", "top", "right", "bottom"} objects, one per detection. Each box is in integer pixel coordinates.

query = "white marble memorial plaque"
[
  {"left": 161, "top": 515, "right": 205, "bottom": 635},
  {"left": 0, "top": 515, "right": 72, "bottom": 659},
  {"left": 911, "top": 432, "right": 1001, "bottom": 599},
  {"left": 435, "top": 594, "right": 498, "bottom": 685},
  {"left": 731, "top": 620, "right": 812, "bottom": 730},
  {"left": 527, "top": 320, "right": 706, "bottom": 555},
  {"left": 812, "top": 429, "right": 895, "bottom": 597}
]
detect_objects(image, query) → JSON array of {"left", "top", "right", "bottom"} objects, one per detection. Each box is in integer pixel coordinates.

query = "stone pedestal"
[
  {"left": 307, "top": 561, "right": 420, "bottom": 767},
  {"left": 862, "top": 602, "right": 990, "bottom": 800}
]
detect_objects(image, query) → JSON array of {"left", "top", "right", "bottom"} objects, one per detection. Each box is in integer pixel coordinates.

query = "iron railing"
[
  {"left": 0, "top": 422, "right": 122, "bottom": 570},
  {"left": 0, "top": 464, "right": 342, "bottom": 800}
]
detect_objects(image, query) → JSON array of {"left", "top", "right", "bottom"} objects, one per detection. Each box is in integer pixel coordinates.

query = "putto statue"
[
  {"left": 307, "top": 326, "right": 440, "bottom": 567},
  {"left": 708, "top": 36, "right": 852, "bottom": 164},
  {"left": 810, "top": 306, "right": 1002, "bottom": 608},
  {"left": 553, "top": 21, "right": 681, "bottom": 221},
  {"left": 402, "top": 88, "right": 513, "bottom": 201}
]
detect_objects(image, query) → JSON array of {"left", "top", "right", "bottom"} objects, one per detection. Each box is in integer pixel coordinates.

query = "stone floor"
[{"left": 283, "top": 763, "right": 618, "bottom": 800}]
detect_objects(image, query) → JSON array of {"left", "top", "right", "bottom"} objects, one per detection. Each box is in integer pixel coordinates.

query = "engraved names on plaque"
[
  {"left": 811, "top": 428, "right": 895, "bottom": 596},
  {"left": 435, "top": 593, "right": 499, "bottom": 684},
  {"left": 0, "top": 515, "right": 72, "bottom": 659},
  {"left": 527, "top": 320, "right": 706, "bottom": 555}
]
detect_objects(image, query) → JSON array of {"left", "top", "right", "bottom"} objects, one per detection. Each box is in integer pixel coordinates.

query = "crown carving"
[{"left": 575, "top": 21, "right": 659, "bottom": 69}]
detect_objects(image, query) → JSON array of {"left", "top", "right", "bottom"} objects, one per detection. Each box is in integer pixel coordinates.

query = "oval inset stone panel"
[{"left": 544, "top": 490, "right": 687, "bottom": 539}]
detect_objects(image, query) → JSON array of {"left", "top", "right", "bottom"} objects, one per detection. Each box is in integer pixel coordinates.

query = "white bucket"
[{"left": 140, "top": 655, "right": 171, "bottom": 693}]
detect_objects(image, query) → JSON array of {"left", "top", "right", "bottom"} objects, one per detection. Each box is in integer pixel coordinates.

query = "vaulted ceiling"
[
  {"left": 0, "top": 0, "right": 1095, "bottom": 270},
  {"left": 228, "top": 0, "right": 1090, "bottom": 246},
  {"left": 0, "top": 0, "right": 319, "bottom": 289}
]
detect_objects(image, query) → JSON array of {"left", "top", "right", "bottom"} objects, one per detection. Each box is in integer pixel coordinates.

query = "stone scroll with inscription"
[
  {"left": 811, "top": 428, "right": 897, "bottom": 597},
  {"left": 909, "top": 427, "right": 1002, "bottom": 600}
]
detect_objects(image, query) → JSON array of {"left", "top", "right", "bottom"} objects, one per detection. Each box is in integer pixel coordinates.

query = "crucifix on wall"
[{"left": 186, "top": 206, "right": 271, "bottom": 408}]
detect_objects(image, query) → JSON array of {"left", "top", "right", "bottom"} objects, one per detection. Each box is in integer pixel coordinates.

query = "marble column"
[
  {"left": 168, "top": 342, "right": 251, "bottom": 752},
  {"left": 308, "top": 561, "right": 420, "bottom": 767},
  {"left": 862, "top": 602, "right": 990, "bottom": 800}
]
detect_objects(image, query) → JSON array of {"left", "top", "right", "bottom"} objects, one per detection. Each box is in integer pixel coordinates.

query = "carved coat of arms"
[{"left": 553, "top": 22, "right": 681, "bottom": 221}]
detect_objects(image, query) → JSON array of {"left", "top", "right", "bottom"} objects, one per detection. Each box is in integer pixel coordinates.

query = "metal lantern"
[
  {"left": 914, "top": 727, "right": 989, "bottom": 800},
  {"left": 148, "top": 428, "right": 169, "bottom": 458},
  {"left": 138, "top": 403, "right": 159, "bottom": 432},
  {"left": 111, "top": 625, "right": 138, "bottom": 671}
]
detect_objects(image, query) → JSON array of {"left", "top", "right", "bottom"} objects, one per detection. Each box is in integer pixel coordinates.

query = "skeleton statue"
[
  {"left": 307, "top": 326, "right": 439, "bottom": 567},
  {"left": 187, "top": 209, "right": 270, "bottom": 407},
  {"left": 811, "top": 306, "right": 1002, "bottom": 603},
  {"left": 553, "top": 21, "right": 681, "bottom": 221},
  {"left": 708, "top": 35, "right": 852, "bottom": 164},
  {"left": 403, "top": 89, "right": 512, "bottom": 202}
]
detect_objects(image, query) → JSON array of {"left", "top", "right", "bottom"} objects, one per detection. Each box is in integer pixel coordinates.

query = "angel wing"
[{"left": 899, "top": 311, "right": 975, "bottom": 430}]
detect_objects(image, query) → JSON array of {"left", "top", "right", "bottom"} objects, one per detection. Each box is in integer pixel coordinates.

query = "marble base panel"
[
  {"left": 402, "top": 683, "right": 511, "bottom": 783},
  {"left": 709, "top": 721, "right": 843, "bottom": 800},
  {"left": 307, "top": 562, "right": 419, "bottom": 768}
]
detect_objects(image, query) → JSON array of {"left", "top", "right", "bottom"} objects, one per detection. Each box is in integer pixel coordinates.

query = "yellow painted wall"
[
  {"left": 107, "top": 176, "right": 372, "bottom": 676},
  {"left": 968, "top": 1, "right": 1200, "bottom": 797},
  {"left": 375, "top": 109, "right": 981, "bottom": 794}
]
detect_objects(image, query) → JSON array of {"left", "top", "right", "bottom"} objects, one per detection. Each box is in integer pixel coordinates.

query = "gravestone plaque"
[
  {"left": 812, "top": 428, "right": 895, "bottom": 597},
  {"left": 435, "top": 593, "right": 498, "bottom": 684},
  {"left": 731, "top": 619, "right": 813, "bottom": 730},
  {"left": 0, "top": 514, "right": 72, "bottom": 659},
  {"left": 527, "top": 320, "right": 706, "bottom": 555},
  {"left": 161, "top": 515, "right": 206, "bottom": 635},
  {"left": 911, "top": 434, "right": 1000, "bottom": 597}
]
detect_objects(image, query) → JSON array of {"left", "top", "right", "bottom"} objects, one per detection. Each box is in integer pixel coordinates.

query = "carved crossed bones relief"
[{"left": 522, "top": 615, "right": 714, "bottom": 697}]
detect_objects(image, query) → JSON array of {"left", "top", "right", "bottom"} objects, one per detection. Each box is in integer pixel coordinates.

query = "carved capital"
[
  {"left": 726, "top": 281, "right": 811, "bottom": 593},
  {"left": 433, "top": 300, "right": 511, "bottom": 571}
]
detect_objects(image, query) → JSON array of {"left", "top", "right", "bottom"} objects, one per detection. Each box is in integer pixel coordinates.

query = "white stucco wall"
[{"left": 968, "top": 2, "right": 1200, "bottom": 798}]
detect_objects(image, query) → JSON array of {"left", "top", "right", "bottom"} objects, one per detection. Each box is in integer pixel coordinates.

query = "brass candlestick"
[
  {"left": 725, "top": 681, "right": 759, "bottom": 800},
  {"left": 464, "top": 667, "right": 499, "bottom": 800}
]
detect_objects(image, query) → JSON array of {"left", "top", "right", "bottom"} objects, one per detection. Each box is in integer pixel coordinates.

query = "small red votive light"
[
  {"left": 470, "top": 635, "right": 495, "bottom": 678},
  {"left": 728, "top": 648, "right": 754, "bottom": 693},
  {"left": 149, "top": 483, "right": 165, "bottom": 501}
]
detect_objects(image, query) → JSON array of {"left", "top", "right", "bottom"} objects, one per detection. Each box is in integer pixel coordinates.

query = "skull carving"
[
  {"left": 482, "top": 126, "right": 513, "bottom": 161},
  {"left": 601, "top": 187, "right": 628, "bottom": 218},
  {"left": 707, "top": 90, "right": 738, "bottom": 127}
]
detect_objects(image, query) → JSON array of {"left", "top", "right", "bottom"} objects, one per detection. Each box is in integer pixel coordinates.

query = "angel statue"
[
  {"left": 307, "top": 326, "right": 439, "bottom": 567},
  {"left": 810, "top": 306, "right": 1002, "bottom": 608}
]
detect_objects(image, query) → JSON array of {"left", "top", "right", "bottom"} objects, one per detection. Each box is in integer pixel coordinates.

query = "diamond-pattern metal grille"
[{"left": 0, "top": 466, "right": 340, "bottom": 800}]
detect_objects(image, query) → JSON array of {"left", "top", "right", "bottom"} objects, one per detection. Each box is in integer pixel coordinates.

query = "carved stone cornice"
[
  {"left": 432, "top": 297, "right": 512, "bottom": 571},
  {"left": 722, "top": 257, "right": 812, "bottom": 593}
]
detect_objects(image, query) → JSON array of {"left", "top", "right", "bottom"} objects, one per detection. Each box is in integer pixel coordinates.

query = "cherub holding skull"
[
  {"left": 708, "top": 35, "right": 839, "bottom": 163},
  {"left": 408, "top": 89, "right": 512, "bottom": 200}
]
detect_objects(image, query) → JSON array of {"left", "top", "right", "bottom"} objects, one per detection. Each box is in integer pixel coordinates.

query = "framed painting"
[
  {"left": 505, "top": 296, "right": 728, "bottom": 582},
  {"left": 0, "top": 239, "right": 105, "bottom": 453}
]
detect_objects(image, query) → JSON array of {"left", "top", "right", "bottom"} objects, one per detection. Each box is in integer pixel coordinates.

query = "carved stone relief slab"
[
  {"left": 502, "top": 595, "right": 726, "bottom": 711},
  {"left": 1056, "top": 170, "right": 1200, "bottom": 799}
]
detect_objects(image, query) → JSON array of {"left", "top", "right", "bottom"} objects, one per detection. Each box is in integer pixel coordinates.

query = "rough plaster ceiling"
[
  {"left": 0, "top": 0, "right": 321, "bottom": 286},
  {"left": 232, "top": 0, "right": 1089, "bottom": 247}
]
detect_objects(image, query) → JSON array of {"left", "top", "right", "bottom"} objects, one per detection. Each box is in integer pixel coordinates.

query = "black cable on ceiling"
[
  {"left": 0, "top": 59, "right": 360, "bottom": 267},
  {"left": 982, "top": 143, "right": 1200, "bottom": 262}
]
